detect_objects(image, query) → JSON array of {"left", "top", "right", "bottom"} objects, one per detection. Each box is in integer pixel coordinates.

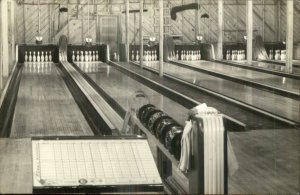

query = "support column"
[
  {"left": 195, "top": 0, "right": 199, "bottom": 38},
  {"left": 217, "top": 0, "right": 223, "bottom": 60},
  {"left": 262, "top": 0, "right": 265, "bottom": 41},
  {"left": 159, "top": 0, "right": 164, "bottom": 77},
  {"left": 246, "top": 0, "right": 253, "bottom": 65},
  {"left": 139, "top": 0, "right": 144, "bottom": 68},
  {"left": 1, "top": 0, "right": 9, "bottom": 77},
  {"left": 0, "top": 0, "right": 2, "bottom": 89},
  {"left": 275, "top": 0, "right": 281, "bottom": 42},
  {"left": 10, "top": 0, "right": 15, "bottom": 66},
  {"left": 286, "top": 0, "right": 294, "bottom": 73},
  {"left": 125, "top": 0, "right": 130, "bottom": 62}
]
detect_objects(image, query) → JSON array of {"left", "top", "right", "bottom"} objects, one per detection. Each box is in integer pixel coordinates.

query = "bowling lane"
[
  {"left": 75, "top": 62, "right": 188, "bottom": 125},
  {"left": 10, "top": 62, "right": 94, "bottom": 137},
  {"left": 140, "top": 61, "right": 300, "bottom": 123},
  {"left": 173, "top": 60, "right": 300, "bottom": 94},
  {"left": 222, "top": 59, "right": 300, "bottom": 75}
]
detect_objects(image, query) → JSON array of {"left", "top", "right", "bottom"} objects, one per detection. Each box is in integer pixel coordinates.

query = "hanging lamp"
[
  {"left": 85, "top": 0, "right": 92, "bottom": 45},
  {"left": 36, "top": 0, "right": 43, "bottom": 44}
]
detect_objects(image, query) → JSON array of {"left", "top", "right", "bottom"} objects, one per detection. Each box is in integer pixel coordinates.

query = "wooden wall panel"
[{"left": 15, "top": 0, "right": 300, "bottom": 45}]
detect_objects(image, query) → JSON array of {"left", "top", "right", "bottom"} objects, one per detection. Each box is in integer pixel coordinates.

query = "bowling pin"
[
  {"left": 37, "top": 51, "right": 41, "bottom": 62},
  {"left": 45, "top": 51, "right": 49, "bottom": 62},
  {"left": 151, "top": 51, "right": 154, "bottom": 61},
  {"left": 96, "top": 51, "right": 99, "bottom": 61},
  {"left": 72, "top": 51, "right": 75, "bottom": 61},
  {"left": 281, "top": 50, "right": 286, "bottom": 61},
  {"left": 154, "top": 50, "right": 157, "bottom": 61},
  {"left": 176, "top": 50, "right": 179, "bottom": 60},
  {"left": 41, "top": 51, "right": 44, "bottom": 62},
  {"left": 49, "top": 51, "right": 52, "bottom": 62},
  {"left": 29, "top": 51, "right": 32, "bottom": 62},
  {"left": 25, "top": 51, "right": 28, "bottom": 62},
  {"left": 84, "top": 51, "right": 88, "bottom": 62},
  {"left": 33, "top": 51, "right": 37, "bottom": 62}
]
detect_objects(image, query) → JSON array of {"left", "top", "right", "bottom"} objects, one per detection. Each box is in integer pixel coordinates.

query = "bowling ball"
[
  {"left": 148, "top": 111, "right": 168, "bottom": 134},
  {"left": 137, "top": 104, "right": 155, "bottom": 121},
  {"left": 165, "top": 125, "right": 183, "bottom": 160},
  {"left": 156, "top": 118, "right": 178, "bottom": 144},
  {"left": 144, "top": 109, "right": 162, "bottom": 129},
  {"left": 152, "top": 115, "right": 171, "bottom": 136},
  {"left": 140, "top": 106, "right": 157, "bottom": 126}
]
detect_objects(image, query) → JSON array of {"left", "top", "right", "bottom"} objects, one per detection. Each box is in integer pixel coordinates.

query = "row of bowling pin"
[
  {"left": 177, "top": 50, "right": 201, "bottom": 61},
  {"left": 226, "top": 50, "right": 245, "bottom": 61},
  {"left": 131, "top": 50, "right": 158, "bottom": 61},
  {"left": 24, "top": 51, "right": 52, "bottom": 62},
  {"left": 24, "top": 62, "right": 53, "bottom": 74},
  {"left": 78, "top": 63, "right": 99, "bottom": 73},
  {"left": 72, "top": 50, "right": 99, "bottom": 62},
  {"left": 269, "top": 50, "right": 286, "bottom": 61}
]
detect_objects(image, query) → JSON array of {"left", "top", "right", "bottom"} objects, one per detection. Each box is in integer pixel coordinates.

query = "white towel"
[{"left": 178, "top": 120, "right": 192, "bottom": 172}]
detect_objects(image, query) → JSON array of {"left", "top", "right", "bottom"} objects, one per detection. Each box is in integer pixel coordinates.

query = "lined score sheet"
[{"left": 32, "top": 139, "right": 162, "bottom": 187}]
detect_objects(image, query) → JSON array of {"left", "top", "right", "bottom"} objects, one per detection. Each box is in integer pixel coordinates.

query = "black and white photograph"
[{"left": 0, "top": 0, "right": 299, "bottom": 194}]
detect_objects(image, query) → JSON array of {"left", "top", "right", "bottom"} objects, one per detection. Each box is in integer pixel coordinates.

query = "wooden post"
[
  {"left": 159, "top": 0, "right": 163, "bottom": 77},
  {"left": 217, "top": 0, "right": 223, "bottom": 60},
  {"left": 195, "top": 0, "right": 199, "bottom": 39},
  {"left": 275, "top": 0, "right": 281, "bottom": 42},
  {"left": 262, "top": 0, "right": 265, "bottom": 41},
  {"left": 140, "top": 0, "right": 144, "bottom": 68},
  {"left": 286, "top": 0, "right": 293, "bottom": 73},
  {"left": 10, "top": 0, "right": 15, "bottom": 65},
  {"left": 246, "top": 0, "right": 253, "bottom": 65},
  {"left": 0, "top": 0, "right": 2, "bottom": 89},
  {"left": 125, "top": 0, "right": 129, "bottom": 62},
  {"left": 23, "top": 4, "right": 26, "bottom": 43},
  {"left": 1, "top": 0, "right": 9, "bottom": 76}
]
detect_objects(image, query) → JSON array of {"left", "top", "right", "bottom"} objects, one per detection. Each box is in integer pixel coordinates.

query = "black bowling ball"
[
  {"left": 148, "top": 111, "right": 168, "bottom": 134},
  {"left": 137, "top": 104, "right": 155, "bottom": 121},
  {"left": 140, "top": 106, "right": 157, "bottom": 126},
  {"left": 156, "top": 118, "right": 178, "bottom": 144},
  {"left": 144, "top": 109, "right": 162, "bottom": 129},
  {"left": 152, "top": 115, "right": 170, "bottom": 136},
  {"left": 165, "top": 125, "right": 183, "bottom": 160}
]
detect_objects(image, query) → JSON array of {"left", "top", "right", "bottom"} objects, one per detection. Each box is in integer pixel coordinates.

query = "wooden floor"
[
  {"left": 228, "top": 129, "right": 300, "bottom": 194},
  {"left": 141, "top": 61, "right": 300, "bottom": 123},
  {"left": 10, "top": 63, "right": 93, "bottom": 138},
  {"left": 0, "top": 138, "right": 32, "bottom": 194}
]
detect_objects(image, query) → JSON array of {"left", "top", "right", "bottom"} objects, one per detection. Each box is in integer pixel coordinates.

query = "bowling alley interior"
[{"left": 0, "top": 0, "right": 300, "bottom": 194}]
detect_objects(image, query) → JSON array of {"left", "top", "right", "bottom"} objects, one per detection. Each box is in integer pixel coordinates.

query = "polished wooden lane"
[
  {"left": 229, "top": 129, "right": 299, "bottom": 194},
  {"left": 222, "top": 59, "right": 300, "bottom": 76},
  {"left": 0, "top": 138, "right": 32, "bottom": 194},
  {"left": 141, "top": 61, "right": 300, "bottom": 123},
  {"left": 10, "top": 62, "right": 94, "bottom": 138},
  {"left": 174, "top": 60, "right": 300, "bottom": 94},
  {"left": 75, "top": 62, "right": 187, "bottom": 125}
]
